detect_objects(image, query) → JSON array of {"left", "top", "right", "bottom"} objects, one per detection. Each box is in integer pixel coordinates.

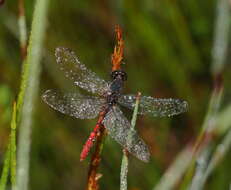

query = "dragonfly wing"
[
  {"left": 42, "top": 89, "right": 106, "bottom": 119},
  {"left": 102, "top": 105, "right": 150, "bottom": 162},
  {"left": 118, "top": 95, "right": 188, "bottom": 117},
  {"left": 55, "top": 47, "right": 109, "bottom": 96}
]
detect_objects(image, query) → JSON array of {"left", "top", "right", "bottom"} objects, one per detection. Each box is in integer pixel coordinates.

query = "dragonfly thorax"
[
  {"left": 106, "top": 70, "right": 126, "bottom": 106},
  {"left": 106, "top": 92, "right": 119, "bottom": 106}
]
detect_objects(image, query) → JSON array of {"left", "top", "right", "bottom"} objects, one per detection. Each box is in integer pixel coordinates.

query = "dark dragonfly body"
[
  {"left": 79, "top": 70, "right": 127, "bottom": 160},
  {"left": 42, "top": 47, "right": 188, "bottom": 162},
  {"left": 106, "top": 70, "right": 127, "bottom": 107}
]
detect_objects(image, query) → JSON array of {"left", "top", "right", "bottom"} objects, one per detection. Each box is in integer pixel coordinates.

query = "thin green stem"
[
  {"left": 0, "top": 145, "right": 10, "bottom": 190},
  {"left": 182, "top": 0, "right": 230, "bottom": 188},
  {"left": 120, "top": 150, "right": 129, "bottom": 190},
  {"left": 154, "top": 0, "right": 230, "bottom": 189},
  {"left": 186, "top": 0, "right": 230, "bottom": 188},
  {"left": 0, "top": 102, "right": 17, "bottom": 190},
  {"left": 190, "top": 129, "right": 231, "bottom": 190},
  {"left": 10, "top": 102, "right": 17, "bottom": 185},
  {"left": 120, "top": 92, "right": 141, "bottom": 190},
  {"left": 15, "top": 0, "right": 50, "bottom": 190},
  {"left": 201, "top": 129, "right": 231, "bottom": 183}
]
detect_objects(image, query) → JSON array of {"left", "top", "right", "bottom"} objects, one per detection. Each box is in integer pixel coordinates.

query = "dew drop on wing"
[
  {"left": 42, "top": 89, "right": 106, "bottom": 119},
  {"left": 55, "top": 47, "right": 109, "bottom": 96},
  {"left": 118, "top": 95, "right": 188, "bottom": 117},
  {"left": 102, "top": 106, "right": 150, "bottom": 162}
]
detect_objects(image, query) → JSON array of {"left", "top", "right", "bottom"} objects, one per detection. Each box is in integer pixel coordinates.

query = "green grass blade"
[
  {"left": 0, "top": 102, "right": 17, "bottom": 190},
  {"left": 189, "top": 147, "right": 211, "bottom": 190},
  {"left": 130, "top": 92, "right": 141, "bottom": 130},
  {"left": 202, "top": 129, "right": 231, "bottom": 183},
  {"left": 181, "top": 0, "right": 230, "bottom": 188},
  {"left": 0, "top": 144, "right": 11, "bottom": 190},
  {"left": 217, "top": 104, "right": 231, "bottom": 134},
  {"left": 153, "top": 146, "right": 193, "bottom": 190},
  {"left": 10, "top": 102, "right": 17, "bottom": 185},
  {"left": 211, "top": 0, "right": 230, "bottom": 75},
  {"left": 120, "top": 92, "right": 141, "bottom": 190},
  {"left": 192, "top": 129, "right": 231, "bottom": 190},
  {"left": 187, "top": 0, "right": 230, "bottom": 188},
  {"left": 15, "top": 0, "right": 50, "bottom": 189},
  {"left": 120, "top": 152, "right": 129, "bottom": 190}
]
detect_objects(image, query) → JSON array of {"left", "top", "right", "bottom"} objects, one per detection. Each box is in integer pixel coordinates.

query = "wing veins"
[
  {"left": 118, "top": 95, "right": 188, "bottom": 117},
  {"left": 42, "top": 89, "right": 105, "bottom": 119}
]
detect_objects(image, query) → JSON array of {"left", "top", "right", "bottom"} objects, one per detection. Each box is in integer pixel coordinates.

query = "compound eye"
[
  {"left": 111, "top": 71, "right": 118, "bottom": 79},
  {"left": 111, "top": 70, "right": 127, "bottom": 80}
]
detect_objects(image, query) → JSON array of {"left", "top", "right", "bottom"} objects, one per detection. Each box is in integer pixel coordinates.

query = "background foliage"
[{"left": 0, "top": 0, "right": 231, "bottom": 189}]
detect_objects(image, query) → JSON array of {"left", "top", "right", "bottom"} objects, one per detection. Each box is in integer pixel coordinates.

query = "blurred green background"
[{"left": 0, "top": 0, "right": 231, "bottom": 189}]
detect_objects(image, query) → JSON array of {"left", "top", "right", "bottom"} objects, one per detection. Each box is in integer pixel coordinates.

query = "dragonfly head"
[{"left": 111, "top": 70, "right": 127, "bottom": 81}]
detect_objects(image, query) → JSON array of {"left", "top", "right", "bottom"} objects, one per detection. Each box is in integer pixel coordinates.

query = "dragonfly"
[{"left": 42, "top": 47, "right": 188, "bottom": 162}]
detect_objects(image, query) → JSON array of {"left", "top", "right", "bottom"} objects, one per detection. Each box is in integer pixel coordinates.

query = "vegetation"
[{"left": 0, "top": 0, "right": 230, "bottom": 189}]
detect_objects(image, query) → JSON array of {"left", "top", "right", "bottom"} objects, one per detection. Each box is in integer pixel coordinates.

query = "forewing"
[
  {"left": 102, "top": 106, "right": 150, "bottom": 162},
  {"left": 42, "top": 89, "right": 106, "bottom": 119},
  {"left": 118, "top": 95, "right": 188, "bottom": 117},
  {"left": 55, "top": 47, "right": 109, "bottom": 96}
]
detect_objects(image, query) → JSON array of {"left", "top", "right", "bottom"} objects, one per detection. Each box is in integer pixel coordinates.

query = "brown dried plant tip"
[
  {"left": 111, "top": 25, "right": 124, "bottom": 71},
  {"left": 18, "top": 0, "right": 25, "bottom": 16}
]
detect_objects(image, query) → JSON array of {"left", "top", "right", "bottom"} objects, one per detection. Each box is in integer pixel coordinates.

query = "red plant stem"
[
  {"left": 80, "top": 125, "right": 101, "bottom": 161},
  {"left": 86, "top": 125, "right": 106, "bottom": 190},
  {"left": 80, "top": 110, "right": 107, "bottom": 161},
  {"left": 85, "top": 25, "right": 124, "bottom": 190}
]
